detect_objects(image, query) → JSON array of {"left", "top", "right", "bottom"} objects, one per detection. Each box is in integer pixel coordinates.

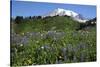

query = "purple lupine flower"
[
  {"left": 73, "top": 55, "right": 77, "bottom": 62},
  {"left": 67, "top": 44, "right": 73, "bottom": 52},
  {"left": 61, "top": 47, "right": 67, "bottom": 61},
  {"left": 20, "top": 36, "right": 29, "bottom": 45}
]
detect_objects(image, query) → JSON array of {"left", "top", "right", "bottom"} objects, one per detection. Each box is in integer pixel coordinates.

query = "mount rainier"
[{"left": 43, "top": 8, "right": 87, "bottom": 23}]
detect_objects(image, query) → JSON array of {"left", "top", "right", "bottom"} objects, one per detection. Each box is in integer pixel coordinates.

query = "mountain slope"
[{"left": 13, "top": 16, "right": 80, "bottom": 34}]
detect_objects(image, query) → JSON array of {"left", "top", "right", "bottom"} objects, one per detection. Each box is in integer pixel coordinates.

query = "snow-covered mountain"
[
  {"left": 43, "top": 8, "right": 87, "bottom": 23},
  {"left": 46, "top": 8, "right": 78, "bottom": 17}
]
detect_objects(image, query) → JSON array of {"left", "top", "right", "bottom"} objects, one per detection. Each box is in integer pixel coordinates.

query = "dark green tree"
[{"left": 15, "top": 16, "right": 23, "bottom": 24}]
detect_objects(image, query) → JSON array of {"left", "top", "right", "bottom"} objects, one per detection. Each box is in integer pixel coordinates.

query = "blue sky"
[{"left": 11, "top": 1, "right": 96, "bottom": 19}]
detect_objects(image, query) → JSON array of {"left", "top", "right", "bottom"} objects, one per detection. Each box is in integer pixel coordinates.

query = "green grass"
[{"left": 11, "top": 16, "right": 96, "bottom": 66}]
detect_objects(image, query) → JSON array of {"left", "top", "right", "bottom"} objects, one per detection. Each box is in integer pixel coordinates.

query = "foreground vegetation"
[{"left": 11, "top": 16, "right": 96, "bottom": 66}]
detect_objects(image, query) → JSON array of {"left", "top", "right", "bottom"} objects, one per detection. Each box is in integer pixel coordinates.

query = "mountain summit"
[
  {"left": 47, "top": 8, "right": 78, "bottom": 17},
  {"left": 43, "top": 8, "right": 87, "bottom": 23}
]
